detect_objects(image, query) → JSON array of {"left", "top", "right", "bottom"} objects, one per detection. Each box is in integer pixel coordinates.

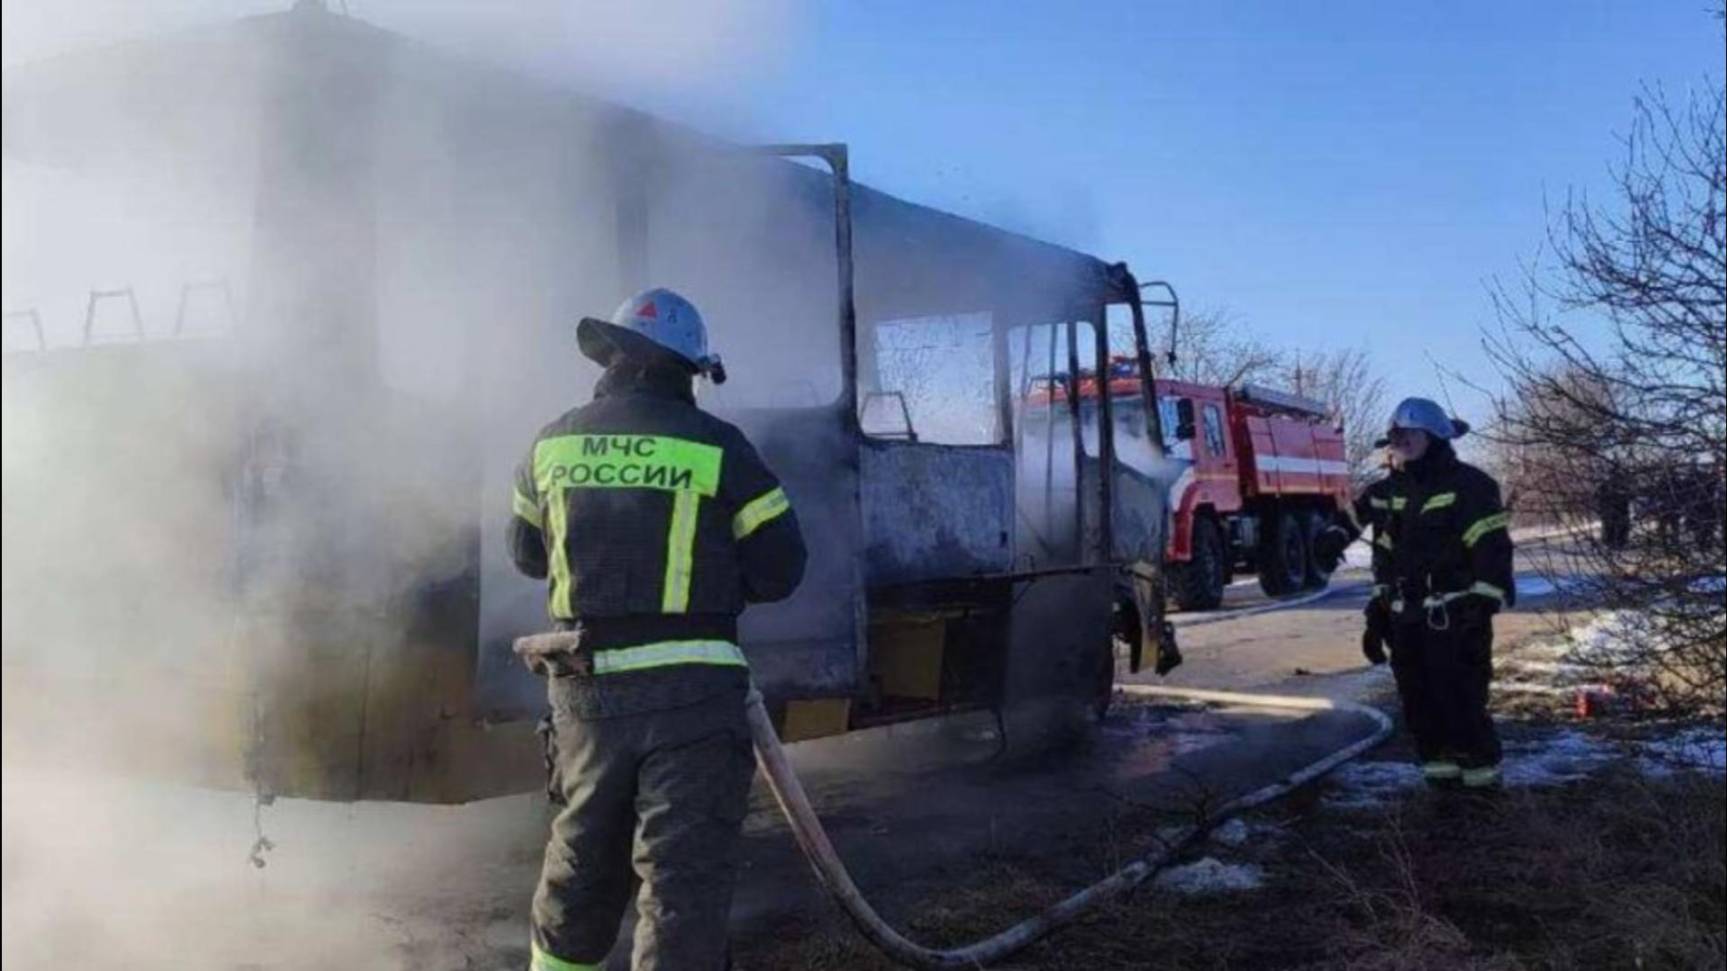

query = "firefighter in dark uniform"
[
  {"left": 508, "top": 288, "right": 808, "bottom": 971},
  {"left": 1381, "top": 398, "right": 1514, "bottom": 788},
  {"left": 1317, "top": 401, "right": 1512, "bottom": 788}
]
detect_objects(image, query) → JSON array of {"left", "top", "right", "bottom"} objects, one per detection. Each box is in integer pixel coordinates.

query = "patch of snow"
[
  {"left": 1514, "top": 574, "right": 1574, "bottom": 599},
  {"left": 1153, "top": 857, "right": 1265, "bottom": 895},
  {"left": 1688, "top": 574, "right": 1726, "bottom": 595},
  {"left": 1322, "top": 727, "right": 1725, "bottom": 813},
  {"left": 1323, "top": 732, "right": 1634, "bottom": 806},
  {"left": 1343, "top": 540, "right": 1374, "bottom": 569},
  {"left": 1638, "top": 728, "right": 1727, "bottom": 777},
  {"left": 1522, "top": 599, "right": 1721, "bottom": 683},
  {"left": 1209, "top": 818, "right": 1251, "bottom": 847},
  {"left": 1511, "top": 521, "right": 1596, "bottom": 543},
  {"left": 1493, "top": 635, "right": 1597, "bottom": 691},
  {"left": 1321, "top": 760, "right": 1423, "bottom": 811},
  {"left": 1503, "top": 727, "right": 1726, "bottom": 785},
  {"left": 1564, "top": 611, "right": 1648, "bottom": 666},
  {"left": 1156, "top": 819, "right": 1283, "bottom": 852},
  {"left": 1501, "top": 730, "right": 1620, "bottom": 787}
]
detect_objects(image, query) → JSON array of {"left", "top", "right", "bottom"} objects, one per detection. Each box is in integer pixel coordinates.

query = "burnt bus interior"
[{"left": 1, "top": 6, "right": 1175, "bottom": 803}]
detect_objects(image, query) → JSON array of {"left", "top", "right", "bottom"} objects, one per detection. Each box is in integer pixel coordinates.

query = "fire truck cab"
[{"left": 1037, "top": 360, "right": 1352, "bottom": 612}]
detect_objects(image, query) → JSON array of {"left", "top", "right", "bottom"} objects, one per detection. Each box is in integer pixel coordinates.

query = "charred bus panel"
[{"left": 1, "top": 6, "right": 1177, "bottom": 803}]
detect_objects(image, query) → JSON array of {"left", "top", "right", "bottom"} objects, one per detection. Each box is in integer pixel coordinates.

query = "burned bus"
[{"left": 1, "top": 4, "right": 1180, "bottom": 803}]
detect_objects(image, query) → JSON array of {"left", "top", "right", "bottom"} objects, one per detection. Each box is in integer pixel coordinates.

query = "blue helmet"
[
  {"left": 577, "top": 288, "right": 726, "bottom": 383},
  {"left": 1385, "top": 397, "right": 1467, "bottom": 441}
]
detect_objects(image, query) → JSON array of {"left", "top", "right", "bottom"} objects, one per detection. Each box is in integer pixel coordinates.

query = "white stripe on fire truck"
[{"left": 1253, "top": 456, "right": 1351, "bottom": 476}]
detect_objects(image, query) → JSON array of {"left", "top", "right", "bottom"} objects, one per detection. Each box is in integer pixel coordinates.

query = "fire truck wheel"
[
  {"left": 1257, "top": 510, "right": 1309, "bottom": 597},
  {"left": 1300, "top": 509, "right": 1334, "bottom": 589},
  {"left": 1171, "top": 516, "right": 1227, "bottom": 611}
]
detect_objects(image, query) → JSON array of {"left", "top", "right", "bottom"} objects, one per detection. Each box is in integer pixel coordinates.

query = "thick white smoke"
[{"left": 2, "top": 4, "right": 815, "bottom": 968}]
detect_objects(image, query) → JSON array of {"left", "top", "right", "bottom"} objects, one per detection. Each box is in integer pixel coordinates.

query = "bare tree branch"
[{"left": 1483, "top": 69, "right": 1726, "bottom": 719}]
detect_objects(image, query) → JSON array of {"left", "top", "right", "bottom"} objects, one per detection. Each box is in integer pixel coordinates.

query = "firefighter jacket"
[
  {"left": 1318, "top": 469, "right": 1407, "bottom": 597},
  {"left": 1354, "top": 470, "right": 1409, "bottom": 598},
  {"left": 507, "top": 363, "right": 807, "bottom": 667},
  {"left": 1386, "top": 440, "right": 1514, "bottom": 624}
]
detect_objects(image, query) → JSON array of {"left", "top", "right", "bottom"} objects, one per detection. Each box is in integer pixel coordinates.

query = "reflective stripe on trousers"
[{"left": 531, "top": 942, "right": 598, "bottom": 971}]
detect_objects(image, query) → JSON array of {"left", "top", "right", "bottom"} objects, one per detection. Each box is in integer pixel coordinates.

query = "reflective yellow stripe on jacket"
[
  {"left": 548, "top": 490, "right": 573, "bottom": 618},
  {"left": 1462, "top": 511, "right": 1510, "bottom": 547},
  {"left": 662, "top": 491, "right": 700, "bottom": 613},
  {"left": 512, "top": 489, "right": 543, "bottom": 529},
  {"left": 733, "top": 486, "right": 791, "bottom": 539},
  {"left": 592, "top": 639, "right": 748, "bottom": 675}
]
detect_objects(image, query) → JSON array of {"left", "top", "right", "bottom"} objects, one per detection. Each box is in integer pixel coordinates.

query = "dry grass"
[
  {"left": 733, "top": 758, "right": 1726, "bottom": 971},
  {"left": 1313, "top": 767, "right": 1725, "bottom": 971}
]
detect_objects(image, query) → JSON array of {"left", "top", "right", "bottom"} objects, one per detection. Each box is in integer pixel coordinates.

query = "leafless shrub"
[
  {"left": 1164, "top": 307, "right": 1284, "bottom": 389},
  {"left": 1168, "top": 310, "right": 1389, "bottom": 483},
  {"left": 1311, "top": 813, "right": 1482, "bottom": 971},
  {"left": 1280, "top": 348, "right": 1388, "bottom": 489},
  {"left": 1482, "top": 64, "right": 1726, "bottom": 717}
]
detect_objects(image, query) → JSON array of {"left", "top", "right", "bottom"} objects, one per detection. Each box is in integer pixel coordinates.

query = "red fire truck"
[{"left": 1039, "top": 358, "right": 1353, "bottom": 611}]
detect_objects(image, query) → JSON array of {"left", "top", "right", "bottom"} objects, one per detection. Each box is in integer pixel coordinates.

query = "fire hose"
[{"left": 745, "top": 682, "right": 1393, "bottom": 970}]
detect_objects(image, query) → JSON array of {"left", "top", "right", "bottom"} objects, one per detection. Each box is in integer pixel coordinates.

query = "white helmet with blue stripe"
[
  {"left": 1385, "top": 397, "right": 1466, "bottom": 441},
  {"left": 578, "top": 288, "right": 727, "bottom": 384}
]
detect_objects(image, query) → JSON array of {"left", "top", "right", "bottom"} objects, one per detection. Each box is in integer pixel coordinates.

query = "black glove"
[
  {"left": 1361, "top": 596, "right": 1390, "bottom": 665},
  {"left": 1312, "top": 525, "right": 1351, "bottom": 573}
]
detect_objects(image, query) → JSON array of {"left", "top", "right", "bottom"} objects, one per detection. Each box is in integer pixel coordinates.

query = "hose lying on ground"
[{"left": 745, "top": 682, "right": 1394, "bottom": 970}]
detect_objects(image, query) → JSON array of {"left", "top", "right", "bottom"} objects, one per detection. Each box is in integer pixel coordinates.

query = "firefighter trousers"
[
  {"left": 1388, "top": 618, "right": 1503, "bottom": 769},
  {"left": 530, "top": 676, "right": 755, "bottom": 971}
]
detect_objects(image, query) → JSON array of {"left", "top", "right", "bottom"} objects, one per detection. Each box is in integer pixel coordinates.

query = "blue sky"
[
  {"left": 5, "top": 1, "right": 1721, "bottom": 423},
  {"left": 716, "top": 1, "right": 1722, "bottom": 421}
]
